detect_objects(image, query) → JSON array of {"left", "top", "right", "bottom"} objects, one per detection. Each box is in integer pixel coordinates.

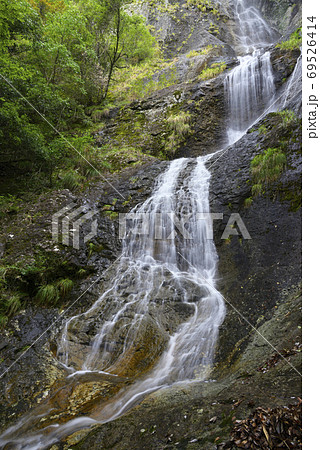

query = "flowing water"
[
  {"left": 233, "top": 0, "right": 278, "bottom": 53},
  {"left": 224, "top": 50, "right": 276, "bottom": 144},
  {"left": 0, "top": 157, "right": 226, "bottom": 448},
  {"left": 0, "top": 0, "right": 300, "bottom": 448},
  {"left": 282, "top": 53, "right": 302, "bottom": 109},
  {"left": 224, "top": 0, "right": 278, "bottom": 144}
]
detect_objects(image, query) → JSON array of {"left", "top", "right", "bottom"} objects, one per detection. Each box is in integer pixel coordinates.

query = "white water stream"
[
  {"left": 0, "top": 1, "right": 301, "bottom": 448},
  {"left": 224, "top": 0, "right": 278, "bottom": 144},
  {"left": 0, "top": 157, "right": 226, "bottom": 449}
]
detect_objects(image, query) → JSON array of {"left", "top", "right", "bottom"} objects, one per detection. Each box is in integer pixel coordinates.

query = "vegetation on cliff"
[{"left": 0, "top": 0, "right": 157, "bottom": 192}]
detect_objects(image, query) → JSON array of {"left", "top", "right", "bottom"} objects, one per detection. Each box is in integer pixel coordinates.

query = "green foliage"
[
  {"left": 276, "top": 27, "right": 302, "bottom": 51},
  {"left": 186, "top": 45, "right": 212, "bottom": 58},
  {"left": 0, "top": 292, "right": 23, "bottom": 325},
  {"left": 56, "top": 278, "right": 73, "bottom": 296},
  {"left": 165, "top": 111, "right": 192, "bottom": 155},
  {"left": 251, "top": 183, "right": 263, "bottom": 197},
  {"left": 109, "top": 56, "right": 177, "bottom": 104},
  {"left": 59, "top": 170, "right": 83, "bottom": 191},
  {"left": 0, "top": 194, "right": 23, "bottom": 217},
  {"left": 0, "top": 0, "right": 159, "bottom": 190},
  {"left": 166, "top": 111, "right": 192, "bottom": 135},
  {"left": 244, "top": 197, "right": 253, "bottom": 208},
  {"left": 185, "top": 0, "right": 219, "bottom": 15},
  {"left": 0, "top": 253, "right": 80, "bottom": 323},
  {"left": 198, "top": 62, "right": 226, "bottom": 81},
  {"left": 36, "top": 284, "right": 60, "bottom": 305},
  {"left": 258, "top": 125, "right": 267, "bottom": 135},
  {"left": 5, "top": 294, "right": 22, "bottom": 316},
  {"left": 103, "top": 145, "right": 145, "bottom": 171},
  {"left": 250, "top": 148, "right": 287, "bottom": 197},
  {"left": 0, "top": 315, "right": 8, "bottom": 329},
  {"left": 36, "top": 277, "right": 73, "bottom": 305},
  {"left": 276, "top": 109, "right": 297, "bottom": 127}
]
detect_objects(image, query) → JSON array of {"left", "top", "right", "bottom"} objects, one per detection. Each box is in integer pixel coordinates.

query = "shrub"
[
  {"left": 5, "top": 295, "right": 22, "bottom": 316},
  {"left": 186, "top": 45, "right": 213, "bottom": 58},
  {"left": 56, "top": 278, "right": 73, "bottom": 297},
  {"left": 276, "top": 109, "right": 297, "bottom": 127},
  {"left": 251, "top": 183, "right": 263, "bottom": 197},
  {"left": 198, "top": 62, "right": 226, "bottom": 80},
  {"left": 0, "top": 315, "right": 8, "bottom": 329},
  {"left": 166, "top": 111, "right": 192, "bottom": 135},
  {"left": 276, "top": 27, "right": 302, "bottom": 51}
]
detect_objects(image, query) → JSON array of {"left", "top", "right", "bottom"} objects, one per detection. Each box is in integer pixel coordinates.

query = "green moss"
[
  {"left": 276, "top": 27, "right": 302, "bottom": 51},
  {"left": 279, "top": 182, "right": 302, "bottom": 212}
]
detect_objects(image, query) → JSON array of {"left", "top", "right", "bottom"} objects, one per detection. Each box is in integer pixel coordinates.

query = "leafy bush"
[
  {"left": 36, "top": 278, "right": 73, "bottom": 305},
  {"left": 198, "top": 62, "right": 226, "bottom": 80},
  {"left": 166, "top": 111, "right": 192, "bottom": 135},
  {"left": 276, "top": 109, "right": 297, "bottom": 127},
  {"left": 186, "top": 45, "right": 213, "bottom": 58},
  {"left": 276, "top": 27, "right": 302, "bottom": 51},
  {"left": 56, "top": 278, "right": 74, "bottom": 296}
]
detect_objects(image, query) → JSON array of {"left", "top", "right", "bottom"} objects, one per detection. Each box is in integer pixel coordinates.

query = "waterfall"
[
  {"left": 60, "top": 155, "right": 226, "bottom": 408},
  {"left": 224, "top": 51, "right": 275, "bottom": 144},
  {"left": 224, "top": 0, "right": 278, "bottom": 145},
  {"left": 282, "top": 54, "right": 302, "bottom": 109},
  {"left": 233, "top": 0, "right": 278, "bottom": 52},
  {"left": 0, "top": 156, "right": 226, "bottom": 449}
]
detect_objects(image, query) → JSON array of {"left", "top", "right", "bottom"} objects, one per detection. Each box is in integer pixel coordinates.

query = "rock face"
[
  {"left": 256, "top": 0, "right": 302, "bottom": 35},
  {"left": 0, "top": 0, "right": 301, "bottom": 447}
]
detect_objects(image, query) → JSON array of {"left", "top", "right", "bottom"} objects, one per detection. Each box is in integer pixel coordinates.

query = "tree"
[{"left": 102, "top": 5, "right": 156, "bottom": 98}]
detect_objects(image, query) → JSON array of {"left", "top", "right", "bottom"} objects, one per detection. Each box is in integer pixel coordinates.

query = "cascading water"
[
  {"left": 233, "top": 0, "right": 278, "bottom": 53},
  {"left": 282, "top": 53, "right": 302, "bottom": 109},
  {"left": 224, "top": 0, "right": 278, "bottom": 144},
  {"left": 224, "top": 50, "right": 276, "bottom": 144},
  {"left": 0, "top": 157, "right": 226, "bottom": 449},
  {"left": 0, "top": 0, "right": 299, "bottom": 448}
]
